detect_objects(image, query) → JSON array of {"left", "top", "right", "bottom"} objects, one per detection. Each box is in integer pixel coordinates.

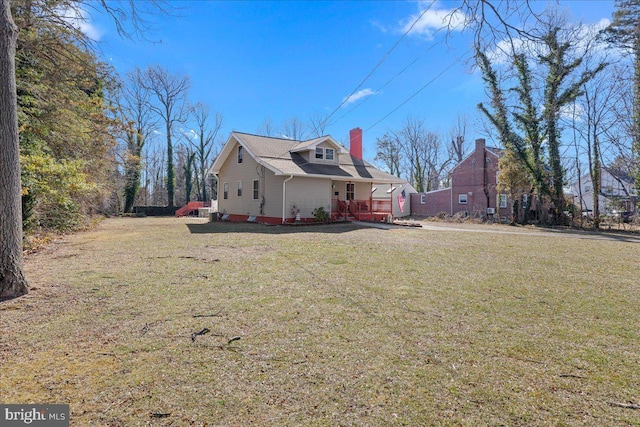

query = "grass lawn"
[{"left": 1, "top": 217, "right": 639, "bottom": 426}]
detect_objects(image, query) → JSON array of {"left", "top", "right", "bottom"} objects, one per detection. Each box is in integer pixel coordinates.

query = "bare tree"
[
  {"left": 374, "top": 132, "right": 402, "bottom": 178},
  {"left": 308, "top": 112, "right": 329, "bottom": 138},
  {"left": 605, "top": 0, "right": 640, "bottom": 207},
  {"left": 189, "top": 102, "right": 223, "bottom": 202},
  {"left": 570, "top": 57, "right": 619, "bottom": 227},
  {"left": 256, "top": 117, "right": 275, "bottom": 137},
  {"left": 424, "top": 132, "right": 453, "bottom": 192},
  {"left": 142, "top": 65, "right": 190, "bottom": 208},
  {"left": 449, "top": 115, "right": 468, "bottom": 164},
  {"left": 398, "top": 116, "right": 431, "bottom": 193},
  {"left": 120, "top": 67, "right": 157, "bottom": 213},
  {"left": 282, "top": 116, "right": 307, "bottom": 140},
  {"left": 144, "top": 145, "right": 167, "bottom": 206},
  {"left": 454, "top": 1, "right": 545, "bottom": 52},
  {"left": 608, "top": 64, "right": 638, "bottom": 182}
]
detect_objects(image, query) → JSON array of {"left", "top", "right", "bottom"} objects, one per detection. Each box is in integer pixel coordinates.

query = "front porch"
[
  {"left": 331, "top": 198, "right": 393, "bottom": 222},
  {"left": 329, "top": 180, "right": 401, "bottom": 222}
]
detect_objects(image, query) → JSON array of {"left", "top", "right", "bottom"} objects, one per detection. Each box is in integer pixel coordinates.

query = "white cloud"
[
  {"left": 484, "top": 38, "right": 528, "bottom": 66},
  {"left": 342, "top": 88, "right": 378, "bottom": 106},
  {"left": 401, "top": 2, "right": 466, "bottom": 39},
  {"left": 370, "top": 20, "right": 389, "bottom": 34},
  {"left": 60, "top": 6, "right": 103, "bottom": 41}
]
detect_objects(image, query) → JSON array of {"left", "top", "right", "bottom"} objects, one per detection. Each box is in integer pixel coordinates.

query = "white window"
[
  {"left": 325, "top": 148, "right": 334, "bottom": 160},
  {"left": 223, "top": 182, "right": 229, "bottom": 200},
  {"left": 315, "top": 147, "right": 324, "bottom": 159},
  {"left": 237, "top": 181, "right": 243, "bottom": 197},
  {"left": 421, "top": 194, "right": 426, "bottom": 205},
  {"left": 253, "top": 179, "right": 259, "bottom": 200},
  {"left": 499, "top": 194, "right": 507, "bottom": 208},
  {"left": 458, "top": 194, "right": 467, "bottom": 204},
  {"left": 237, "top": 146, "right": 243, "bottom": 163}
]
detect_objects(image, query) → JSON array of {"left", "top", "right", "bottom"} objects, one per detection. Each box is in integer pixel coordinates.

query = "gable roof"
[{"left": 211, "top": 131, "right": 403, "bottom": 183}]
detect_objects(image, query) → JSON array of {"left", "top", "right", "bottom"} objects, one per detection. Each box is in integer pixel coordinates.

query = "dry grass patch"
[{"left": 1, "top": 217, "right": 639, "bottom": 426}]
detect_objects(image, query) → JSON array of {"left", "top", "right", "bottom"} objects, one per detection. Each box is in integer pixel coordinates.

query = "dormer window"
[
  {"left": 326, "top": 148, "right": 334, "bottom": 160},
  {"left": 238, "top": 146, "right": 243, "bottom": 163},
  {"left": 314, "top": 147, "right": 335, "bottom": 161}
]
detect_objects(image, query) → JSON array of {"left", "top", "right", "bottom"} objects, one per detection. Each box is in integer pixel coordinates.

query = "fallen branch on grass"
[
  {"left": 608, "top": 402, "right": 640, "bottom": 410},
  {"left": 559, "top": 374, "right": 585, "bottom": 379},
  {"left": 150, "top": 412, "right": 171, "bottom": 418},
  {"left": 193, "top": 308, "right": 225, "bottom": 318},
  {"left": 190, "top": 328, "right": 210, "bottom": 342}
]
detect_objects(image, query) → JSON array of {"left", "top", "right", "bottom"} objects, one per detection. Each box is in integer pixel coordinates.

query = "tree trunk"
[
  {"left": 634, "top": 19, "right": 640, "bottom": 210},
  {"left": 166, "top": 123, "right": 174, "bottom": 208},
  {"left": 0, "top": 0, "right": 28, "bottom": 299}
]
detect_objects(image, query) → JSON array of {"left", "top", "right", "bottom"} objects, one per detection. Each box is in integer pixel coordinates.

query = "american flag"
[{"left": 397, "top": 189, "right": 406, "bottom": 213}]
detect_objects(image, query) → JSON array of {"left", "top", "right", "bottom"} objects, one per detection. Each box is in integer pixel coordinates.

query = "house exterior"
[
  {"left": 410, "top": 138, "right": 510, "bottom": 218},
  {"left": 570, "top": 169, "right": 637, "bottom": 215},
  {"left": 210, "top": 128, "right": 414, "bottom": 224}
]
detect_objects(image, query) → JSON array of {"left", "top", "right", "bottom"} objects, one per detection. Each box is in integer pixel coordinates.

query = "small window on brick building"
[
  {"left": 421, "top": 194, "right": 426, "bottom": 204},
  {"left": 499, "top": 194, "right": 507, "bottom": 208},
  {"left": 458, "top": 194, "right": 468, "bottom": 204}
]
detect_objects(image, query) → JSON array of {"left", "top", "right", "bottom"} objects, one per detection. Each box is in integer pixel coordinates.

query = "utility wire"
[
  {"left": 328, "top": 42, "right": 441, "bottom": 128},
  {"left": 364, "top": 49, "right": 470, "bottom": 133},
  {"left": 320, "top": 1, "right": 436, "bottom": 129}
]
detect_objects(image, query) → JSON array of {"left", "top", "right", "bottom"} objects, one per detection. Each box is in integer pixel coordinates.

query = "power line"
[
  {"left": 328, "top": 42, "right": 441, "bottom": 128},
  {"left": 320, "top": 1, "right": 437, "bottom": 129},
  {"left": 364, "top": 54, "right": 464, "bottom": 134}
]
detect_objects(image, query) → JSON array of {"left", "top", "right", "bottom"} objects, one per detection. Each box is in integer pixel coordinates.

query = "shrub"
[{"left": 312, "top": 206, "right": 330, "bottom": 222}]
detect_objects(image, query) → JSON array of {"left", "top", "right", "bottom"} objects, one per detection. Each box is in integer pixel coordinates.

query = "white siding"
[{"left": 285, "top": 177, "right": 332, "bottom": 219}]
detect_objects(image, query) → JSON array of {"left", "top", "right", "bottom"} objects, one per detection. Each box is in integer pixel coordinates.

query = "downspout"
[
  {"left": 369, "top": 182, "right": 373, "bottom": 216},
  {"left": 389, "top": 183, "right": 394, "bottom": 222},
  {"left": 214, "top": 173, "right": 220, "bottom": 214},
  {"left": 483, "top": 148, "right": 490, "bottom": 213},
  {"left": 450, "top": 173, "right": 454, "bottom": 216},
  {"left": 282, "top": 175, "right": 294, "bottom": 224}
]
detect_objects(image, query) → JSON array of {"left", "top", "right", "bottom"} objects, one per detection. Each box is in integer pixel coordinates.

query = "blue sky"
[{"left": 88, "top": 0, "right": 616, "bottom": 164}]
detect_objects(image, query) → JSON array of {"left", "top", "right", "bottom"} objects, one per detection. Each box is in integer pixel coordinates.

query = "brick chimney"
[
  {"left": 475, "top": 138, "right": 486, "bottom": 153},
  {"left": 349, "top": 128, "right": 363, "bottom": 160}
]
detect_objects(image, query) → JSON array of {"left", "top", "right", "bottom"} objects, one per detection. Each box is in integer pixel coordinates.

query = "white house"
[
  {"left": 210, "top": 128, "right": 415, "bottom": 224},
  {"left": 571, "top": 169, "right": 636, "bottom": 215}
]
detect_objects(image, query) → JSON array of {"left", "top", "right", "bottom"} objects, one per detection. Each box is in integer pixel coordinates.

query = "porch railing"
[{"left": 331, "top": 198, "right": 392, "bottom": 221}]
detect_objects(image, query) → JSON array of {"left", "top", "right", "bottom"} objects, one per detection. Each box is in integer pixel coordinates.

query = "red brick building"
[{"left": 411, "top": 138, "right": 510, "bottom": 218}]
